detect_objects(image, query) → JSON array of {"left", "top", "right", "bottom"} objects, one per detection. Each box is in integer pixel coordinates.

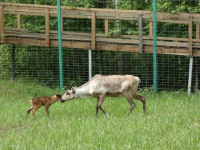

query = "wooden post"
[
  {"left": 61, "top": 17, "right": 63, "bottom": 32},
  {"left": 195, "top": 24, "right": 199, "bottom": 92},
  {"left": 45, "top": 8, "right": 50, "bottom": 47},
  {"left": 188, "top": 16, "right": 193, "bottom": 56},
  {"left": 105, "top": 19, "right": 108, "bottom": 35},
  {"left": 17, "top": 13, "right": 21, "bottom": 29},
  {"left": 138, "top": 14, "right": 143, "bottom": 53},
  {"left": 0, "top": 5, "right": 5, "bottom": 43},
  {"left": 91, "top": 11, "right": 96, "bottom": 50},
  {"left": 149, "top": 21, "right": 153, "bottom": 38}
]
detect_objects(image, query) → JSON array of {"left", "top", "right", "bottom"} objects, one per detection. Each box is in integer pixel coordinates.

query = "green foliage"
[
  {"left": 61, "top": 0, "right": 95, "bottom": 8},
  {"left": 157, "top": 0, "right": 200, "bottom": 13},
  {"left": 0, "top": 44, "right": 12, "bottom": 78},
  {"left": 107, "top": 28, "right": 121, "bottom": 36}
]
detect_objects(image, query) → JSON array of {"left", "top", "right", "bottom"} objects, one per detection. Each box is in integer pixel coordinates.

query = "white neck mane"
[{"left": 74, "top": 83, "right": 90, "bottom": 98}]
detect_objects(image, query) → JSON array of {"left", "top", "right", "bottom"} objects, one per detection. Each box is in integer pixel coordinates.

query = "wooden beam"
[
  {"left": 138, "top": 14, "right": 143, "bottom": 53},
  {"left": 0, "top": 5, "right": 5, "bottom": 43},
  {"left": 2, "top": 30, "right": 192, "bottom": 48},
  {"left": 91, "top": 11, "right": 96, "bottom": 50},
  {"left": 2, "top": 36, "right": 200, "bottom": 56},
  {"left": 105, "top": 19, "right": 108, "bottom": 35},
  {"left": 2, "top": 3, "right": 200, "bottom": 23},
  {"left": 61, "top": 17, "right": 63, "bottom": 31},
  {"left": 45, "top": 8, "right": 50, "bottom": 47},
  {"left": 4, "top": 28, "right": 28, "bottom": 32},
  {"left": 17, "top": 13, "right": 21, "bottom": 29},
  {"left": 2, "top": 3, "right": 200, "bottom": 24},
  {"left": 188, "top": 16, "right": 193, "bottom": 56}
]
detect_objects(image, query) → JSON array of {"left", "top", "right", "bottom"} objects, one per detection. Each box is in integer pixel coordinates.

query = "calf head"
[
  {"left": 60, "top": 82, "right": 75, "bottom": 103},
  {"left": 55, "top": 94, "right": 62, "bottom": 99}
]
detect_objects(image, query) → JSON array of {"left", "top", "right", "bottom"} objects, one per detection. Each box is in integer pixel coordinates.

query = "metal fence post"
[
  {"left": 88, "top": 49, "right": 92, "bottom": 80},
  {"left": 188, "top": 56, "right": 193, "bottom": 95},
  {"left": 57, "top": 0, "right": 63, "bottom": 90},
  {"left": 153, "top": 0, "right": 157, "bottom": 93}
]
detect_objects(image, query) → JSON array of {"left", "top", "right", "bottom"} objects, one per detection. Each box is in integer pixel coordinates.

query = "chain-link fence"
[{"left": 0, "top": 0, "right": 200, "bottom": 91}]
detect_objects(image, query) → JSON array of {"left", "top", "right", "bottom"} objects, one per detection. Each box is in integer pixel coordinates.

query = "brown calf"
[{"left": 25, "top": 94, "right": 62, "bottom": 119}]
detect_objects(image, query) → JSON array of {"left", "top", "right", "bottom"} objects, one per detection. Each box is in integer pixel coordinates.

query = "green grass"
[{"left": 0, "top": 80, "right": 200, "bottom": 150}]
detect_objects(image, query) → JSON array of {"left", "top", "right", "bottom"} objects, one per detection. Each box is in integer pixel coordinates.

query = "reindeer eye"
[{"left": 67, "top": 92, "right": 70, "bottom": 95}]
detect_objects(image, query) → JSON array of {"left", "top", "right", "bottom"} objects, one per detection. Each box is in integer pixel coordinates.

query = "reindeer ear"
[{"left": 69, "top": 81, "right": 75, "bottom": 90}]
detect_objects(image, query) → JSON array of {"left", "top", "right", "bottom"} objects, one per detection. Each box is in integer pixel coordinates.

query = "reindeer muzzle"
[{"left": 59, "top": 98, "right": 65, "bottom": 103}]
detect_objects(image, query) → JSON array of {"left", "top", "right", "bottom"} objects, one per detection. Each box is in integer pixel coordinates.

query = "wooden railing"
[{"left": 0, "top": 2, "right": 200, "bottom": 56}]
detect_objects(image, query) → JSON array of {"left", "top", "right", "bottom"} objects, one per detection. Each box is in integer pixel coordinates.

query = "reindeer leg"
[
  {"left": 124, "top": 93, "right": 136, "bottom": 116},
  {"left": 25, "top": 106, "right": 34, "bottom": 119},
  {"left": 96, "top": 98, "right": 100, "bottom": 117},
  {"left": 126, "top": 99, "right": 136, "bottom": 116},
  {"left": 133, "top": 94, "right": 146, "bottom": 114},
  {"left": 96, "top": 95, "right": 109, "bottom": 117}
]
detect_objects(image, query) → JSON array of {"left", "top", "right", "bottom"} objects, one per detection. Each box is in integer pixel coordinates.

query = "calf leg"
[
  {"left": 25, "top": 106, "right": 34, "bottom": 119},
  {"left": 31, "top": 105, "right": 41, "bottom": 119},
  {"left": 133, "top": 94, "right": 146, "bottom": 114},
  {"left": 45, "top": 105, "right": 50, "bottom": 117}
]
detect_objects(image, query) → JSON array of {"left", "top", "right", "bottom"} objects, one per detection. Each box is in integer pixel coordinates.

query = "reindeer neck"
[{"left": 75, "top": 83, "right": 90, "bottom": 97}]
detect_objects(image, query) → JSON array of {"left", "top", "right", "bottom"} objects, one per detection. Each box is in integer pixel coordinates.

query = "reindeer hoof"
[{"left": 105, "top": 113, "right": 110, "bottom": 117}]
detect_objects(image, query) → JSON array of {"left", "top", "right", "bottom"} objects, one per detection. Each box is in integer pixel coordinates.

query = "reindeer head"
[{"left": 60, "top": 82, "right": 76, "bottom": 103}]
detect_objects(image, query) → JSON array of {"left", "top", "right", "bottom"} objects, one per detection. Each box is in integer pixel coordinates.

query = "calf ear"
[
  {"left": 69, "top": 81, "right": 75, "bottom": 90},
  {"left": 56, "top": 94, "right": 62, "bottom": 98}
]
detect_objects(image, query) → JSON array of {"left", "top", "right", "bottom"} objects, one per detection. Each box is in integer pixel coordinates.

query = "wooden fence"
[{"left": 0, "top": 2, "right": 200, "bottom": 56}]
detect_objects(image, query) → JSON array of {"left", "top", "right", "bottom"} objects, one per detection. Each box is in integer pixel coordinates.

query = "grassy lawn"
[{"left": 0, "top": 80, "right": 200, "bottom": 150}]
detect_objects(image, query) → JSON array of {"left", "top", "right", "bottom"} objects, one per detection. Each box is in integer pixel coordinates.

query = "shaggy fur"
[{"left": 60, "top": 75, "right": 146, "bottom": 117}]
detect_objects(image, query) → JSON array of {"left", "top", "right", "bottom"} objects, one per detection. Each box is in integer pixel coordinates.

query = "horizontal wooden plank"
[
  {"left": 2, "top": 30, "right": 200, "bottom": 45},
  {"left": 5, "top": 27, "right": 28, "bottom": 31},
  {"left": 1, "top": 35, "right": 200, "bottom": 56},
  {"left": 4, "top": 10, "right": 45, "bottom": 16},
  {"left": 1, "top": 31, "right": 195, "bottom": 49},
  {"left": 1, "top": 2, "right": 200, "bottom": 24},
  {"left": 0, "top": 2, "right": 56, "bottom": 9},
  {"left": 48, "top": 30, "right": 200, "bottom": 42},
  {"left": 1, "top": 2, "right": 200, "bottom": 20},
  {"left": 4, "top": 32, "right": 46, "bottom": 39}
]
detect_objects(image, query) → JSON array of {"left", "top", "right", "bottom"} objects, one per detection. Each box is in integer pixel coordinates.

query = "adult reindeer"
[{"left": 60, "top": 75, "right": 146, "bottom": 117}]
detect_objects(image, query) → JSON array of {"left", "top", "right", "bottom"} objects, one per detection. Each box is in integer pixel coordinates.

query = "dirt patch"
[{"left": 0, "top": 124, "right": 27, "bottom": 132}]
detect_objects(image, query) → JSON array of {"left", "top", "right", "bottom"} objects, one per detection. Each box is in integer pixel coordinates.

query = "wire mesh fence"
[{"left": 0, "top": 0, "right": 200, "bottom": 91}]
